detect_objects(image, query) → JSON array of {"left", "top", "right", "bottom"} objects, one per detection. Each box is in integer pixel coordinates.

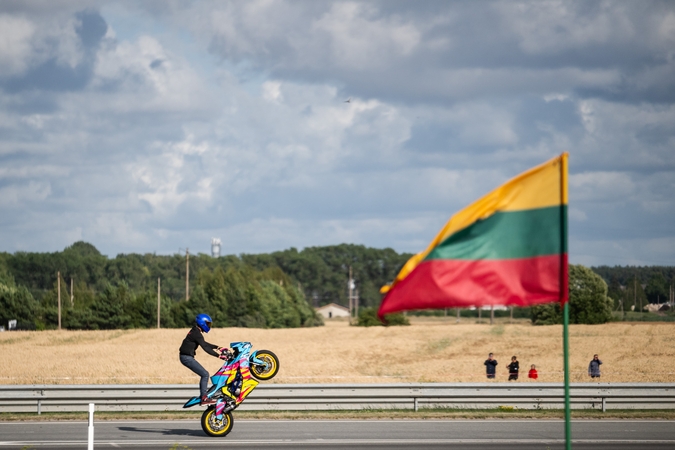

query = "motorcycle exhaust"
[{"left": 223, "top": 404, "right": 234, "bottom": 413}]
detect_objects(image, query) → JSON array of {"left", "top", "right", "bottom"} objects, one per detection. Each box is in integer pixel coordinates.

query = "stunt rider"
[{"left": 179, "top": 313, "right": 228, "bottom": 405}]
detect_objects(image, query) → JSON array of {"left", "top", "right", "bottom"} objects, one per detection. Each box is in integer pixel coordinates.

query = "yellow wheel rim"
[
  {"left": 204, "top": 409, "right": 232, "bottom": 436},
  {"left": 252, "top": 353, "right": 277, "bottom": 380}
]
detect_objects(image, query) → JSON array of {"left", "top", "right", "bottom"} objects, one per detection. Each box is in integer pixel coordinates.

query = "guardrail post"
[
  {"left": 414, "top": 397, "right": 418, "bottom": 412},
  {"left": 37, "top": 389, "right": 44, "bottom": 415},
  {"left": 601, "top": 397, "right": 606, "bottom": 413}
]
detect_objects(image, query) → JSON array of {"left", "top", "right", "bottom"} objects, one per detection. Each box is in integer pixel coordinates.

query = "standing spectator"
[
  {"left": 528, "top": 364, "right": 538, "bottom": 380},
  {"left": 588, "top": 354, "right": 602, "bottom": 378},
  {"left": 507, "top": 356, "right": 519, "bottom": 381},
  {"left": 484, "top": 353, "right": 498, "bottom": 379}
]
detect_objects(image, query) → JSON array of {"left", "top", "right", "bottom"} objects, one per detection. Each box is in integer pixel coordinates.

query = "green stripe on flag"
[{"left": 424, "top": 205, "right": 566, "bottom": 261}]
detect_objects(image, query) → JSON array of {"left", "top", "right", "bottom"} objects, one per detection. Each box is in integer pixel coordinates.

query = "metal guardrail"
[{"left": 1, "top": 383, "right": 674, "bottom": 414}]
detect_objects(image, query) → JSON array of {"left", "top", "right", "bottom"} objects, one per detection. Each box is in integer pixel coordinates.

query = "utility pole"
[
  {"left": 510, "top": 306, "right": 514, "bottom": 323},
  {"left": 57, "top": 272, "right": 61, "bottom": 330},
  {"left": 478, "top": 307, "right": 482, "bottom": 322},
  {"left": 70, "top": 277, "right": 74, "bottom": 307},
  {"left": 185, "top": 248, "right": 190, "bottom": 301},
  {"left": 355, "top": 288, "right": 359, "bottom": 319},
  {"left": 490, "top": 305, "right": 494, "bottom": 325},
  {"left": 634, "top": 276, "right": 637, "bottom": 317},
  {"left": 456, "top": 308, "right": 460, "bottom": 323},
  {"left": 348, "top": 266, "right": 353, "bottom": 319},
  {"left": 157, "top": 277, "right": 161, "bottom": 329}
]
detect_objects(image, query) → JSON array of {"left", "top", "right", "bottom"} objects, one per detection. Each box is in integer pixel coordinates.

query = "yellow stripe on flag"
[{"left": 381, "top": 153, "right": 568, "bottom": 293}]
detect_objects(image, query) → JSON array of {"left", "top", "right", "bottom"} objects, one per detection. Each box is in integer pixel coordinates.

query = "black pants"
[{"left": 180, "top": 354, "right": 210, "bottom": 397}]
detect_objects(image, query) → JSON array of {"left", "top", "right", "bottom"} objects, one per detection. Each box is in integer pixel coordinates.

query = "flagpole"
[
  {"left": 560, "top": 153, "right": 571, "bottom": 450},
  {"left": 563, "top": 301, "right": 571, "bottom": 449}
]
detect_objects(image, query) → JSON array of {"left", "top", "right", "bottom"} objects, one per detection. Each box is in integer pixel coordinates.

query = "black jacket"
[
  {"left": 507, "top": 361, "right": 520, "bottom": 374},
  {"left": 484, "top": 359, "right": 498, "bottom": 375},
  {"left": 588, "top": 359, "right": 602, "bottom": 377},
  {"left": 179, "top": 325, "right": 219, "bottom": 357}
]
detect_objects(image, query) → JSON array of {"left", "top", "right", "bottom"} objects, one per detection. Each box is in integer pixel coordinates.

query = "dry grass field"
[{"left": 1, "top": 318, "right": 673, "bottom": 385}]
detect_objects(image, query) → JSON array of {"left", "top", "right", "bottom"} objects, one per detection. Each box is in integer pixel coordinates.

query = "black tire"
[
  {"left": 200, "top": 406, "right": 234, "bottom": 437},
  {"left": 250, "top": 350, "right": 280, "bottom": 381}
]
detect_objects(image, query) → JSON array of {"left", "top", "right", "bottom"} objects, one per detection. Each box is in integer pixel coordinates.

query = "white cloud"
[
  {"left": 310, "top": 2, "right": 421, "bottom": 69},
  {"left": 92, "top": 34, "right": 210, "bottom": 113},
  {"left": 0, "top": 14, "right": 35, "bottom": 76},
  {"left": 0, "top": 11, "right": 91, "bottom": 78},
  {"left": 0, "top": 181, "right": 51, "bottom": 207},
  {"left": 131, "top": 136, "right": 215, "bottom": 217},
  {"left": 570, "top": 171, "right": 636, "bottom": 202},
  {"left": 0, "top": 1, "right": 673, "bottom": 267},
  {"left": 500, "top": 0, "right": 635, "bottom": 54},
  {"left": 658, "top": 12, "right": 675, "bottom": 42},
  {"left": 261, "top": 80, "right": 282, "bottom": 103}
]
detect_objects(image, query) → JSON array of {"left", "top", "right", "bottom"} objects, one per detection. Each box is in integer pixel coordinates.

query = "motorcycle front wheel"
[
  {"left": 250, "top": 350, "right": 280, "bottom": 381},
  {"left": 201, "top": 407, "right": 234, "bottom": 437}
]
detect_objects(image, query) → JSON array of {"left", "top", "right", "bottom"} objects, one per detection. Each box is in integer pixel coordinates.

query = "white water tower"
[{"left": 211, "top": 238, "right": 221, "bottom": 258}]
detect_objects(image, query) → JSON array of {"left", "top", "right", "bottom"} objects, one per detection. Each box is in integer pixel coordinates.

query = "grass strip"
[{"left": 2, "top": 408, "right": 675, "bottom": 421}]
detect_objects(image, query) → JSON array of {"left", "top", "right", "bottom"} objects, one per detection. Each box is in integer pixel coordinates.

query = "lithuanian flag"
[{"left": 378, "top": 153, "right": 568, "bottom": 317}]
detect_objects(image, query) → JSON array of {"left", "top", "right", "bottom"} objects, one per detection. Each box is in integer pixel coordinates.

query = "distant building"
[
  {"left": 315, "top": 303, "right": 350, "bottom": 319},
  {"left": 211, "top": 238, "right": 221, "bottom": 258},
  {"left": 644, "top": 303, "right": 662, "bottom": 313},
  {"left": 468, "top": 305, "right": 508, "bottom": 311}
]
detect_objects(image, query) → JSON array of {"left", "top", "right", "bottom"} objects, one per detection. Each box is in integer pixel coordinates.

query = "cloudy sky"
[{"left": 0, "top": 0, "right": 674, "bottom": 266}]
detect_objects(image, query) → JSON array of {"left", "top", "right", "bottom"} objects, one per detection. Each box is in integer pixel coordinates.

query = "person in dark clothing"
[
  {"left": 588, "top": 354, "right": 602, "bottom": 378},
  {"left": 507, "top": 356, "right": 519, "bottom": 381},
  {"left": 484, "top": 353, "right": 498, "bottom": 379},
  {"left": 179, "top": 313, "right": 227, "bottom": 405}
]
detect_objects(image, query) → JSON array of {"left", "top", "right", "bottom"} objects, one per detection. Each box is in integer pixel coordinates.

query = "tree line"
[
  {"left": 0, "top": 242, "right": 322, "bottom": 330},
  {"left": 1, "top": 241, "right": 672, "bottom": 330},
  {"left": 592, "top": 265, "right": 675, "bottom": 311}
]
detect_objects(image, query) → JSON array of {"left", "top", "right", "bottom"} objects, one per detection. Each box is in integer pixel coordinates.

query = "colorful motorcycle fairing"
[
  {"left": 183, "top": 341, "right": 262, "bottom": 419},
  {"left": 184, "top": 396, "right": 201, "bottom": 408}
]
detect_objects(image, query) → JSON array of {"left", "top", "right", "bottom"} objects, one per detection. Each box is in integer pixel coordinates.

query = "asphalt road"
[{"left": 1, "top": 419, "right": 674, "bottom": 449}]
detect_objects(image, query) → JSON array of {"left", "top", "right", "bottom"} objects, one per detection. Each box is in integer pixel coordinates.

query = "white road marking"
[{"left": 2, "top": 439, "right": 675, "bottom": 446}]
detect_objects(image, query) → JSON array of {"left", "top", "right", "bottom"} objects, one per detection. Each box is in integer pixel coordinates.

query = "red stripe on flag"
[{"left": 378, "top": 254, "right": 565, "bottom": 317}]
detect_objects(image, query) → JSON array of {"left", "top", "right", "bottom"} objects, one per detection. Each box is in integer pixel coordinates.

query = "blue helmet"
[{"left": 195, "top": 313, "right": 212, "bottom": 333}]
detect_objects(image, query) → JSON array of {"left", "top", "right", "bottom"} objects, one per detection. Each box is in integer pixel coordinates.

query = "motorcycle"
[{"left": 183, "top": 342, "right": 279, "bottom": 437}]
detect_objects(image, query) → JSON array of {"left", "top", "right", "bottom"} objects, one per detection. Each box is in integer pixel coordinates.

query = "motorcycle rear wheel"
[
  {"left": 250, "top": 350, "right": 280, "bottom": 381},
  {"left": 201, "top": 406, "right": 234, "bottom": 437}
]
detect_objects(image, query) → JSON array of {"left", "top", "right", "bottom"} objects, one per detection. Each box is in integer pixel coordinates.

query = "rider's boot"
[{"left": 200, "top": 395, "right": 216, "bottom": 406}]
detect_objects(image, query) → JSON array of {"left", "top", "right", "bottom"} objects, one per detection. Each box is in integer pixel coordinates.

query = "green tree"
[
  {"left": 532, "top": 264, "right": 614, "bottom": 325},
  {"left": 89, "top": 283, "right": 134, "bottom": 329},
  {"left": 0, "top": 278, "right": 39, "bottom": 329},
  {"left": 645, "top": 272, "right": 668, "bottom": 304},
  {"left": 242, "top": 244, "right": 411, "bottom": 309},
  {"left": 355, "top": 307, "right": 410, "bottom": 327}
]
